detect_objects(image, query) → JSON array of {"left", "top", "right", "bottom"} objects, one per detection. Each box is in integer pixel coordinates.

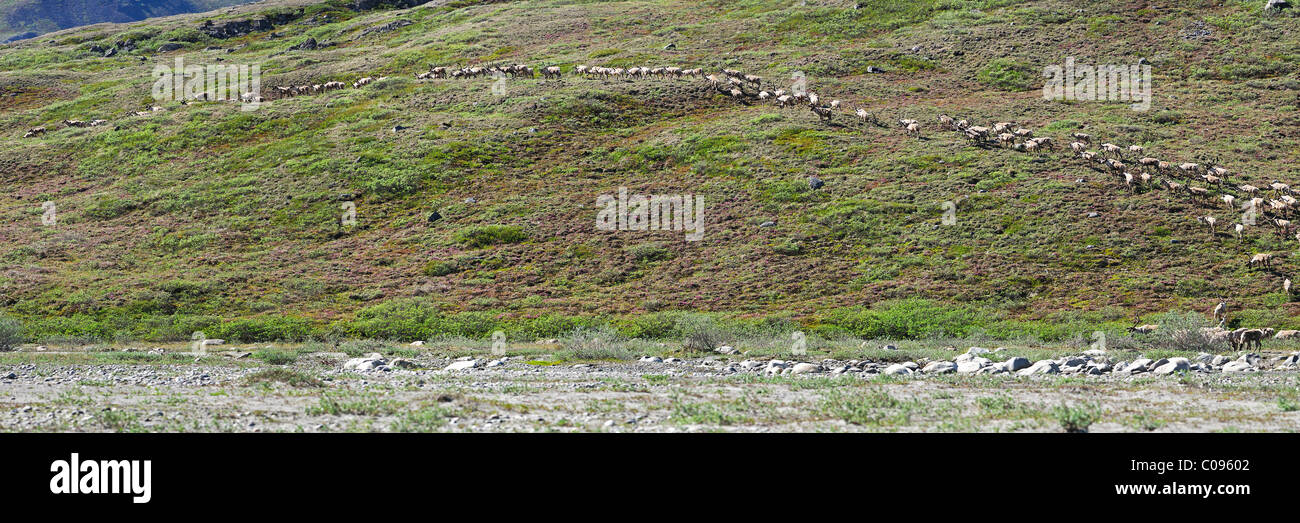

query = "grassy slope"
[
  {"left": 1, "top": 0, "right": 1299, "bottom": 341},
  {"left": 0, "top": 0, "right": 254, "bottom": 41}
]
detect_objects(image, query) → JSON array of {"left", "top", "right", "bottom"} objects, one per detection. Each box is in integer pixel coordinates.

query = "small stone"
[
  {"left": 639, "top": 356, "right": 663, "bottom": 363},
  {"left": 883, "top": 364, "right": 913, "bottom": 376},
  {"left": 410, "top": 340, "right": 425, "bottom": 346}
]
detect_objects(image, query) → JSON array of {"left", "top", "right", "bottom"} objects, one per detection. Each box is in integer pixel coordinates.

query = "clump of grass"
[
  {"left": 392, "top": 406, "right": 454, "bottom": 432},
  {"left": 253, "top": 349, "right": 298, "bottom": 365},
  {"left": 1279, "top": 396, "right": 1299, "bottom": 413},
  {"left": 820, "top": 389, "right": 919, "bottom": 426},
  {"left": 1128, "top": 413, "right": 1167, "bottom": 431},
  {"left": 625, "top": 242, "right": 671, "bottom": 263},
  {"left": 307, "top": 394, "right": 402, "bottom": 416},
  {"left": 556, "top": 326, "right": 634, "bottom": 360},
  {"left": 454, "top": 225, "right": 527, "bottom": 248},
  {"left": 977, "top": 58, "right": 1036, "bottom": 91},
  {"left": 1054, "top": 403, "right": 1101, "bottom": 433},
  {"left": 244, "top": 369, "right": 323, "bottom": 388}
]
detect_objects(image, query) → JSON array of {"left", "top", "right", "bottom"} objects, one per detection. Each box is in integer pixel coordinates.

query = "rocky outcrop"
[
  {"left": 352, "top": 1, "right": 436, "bottom": 11},
  {"left": 199, "top": 11, "right": 300, "bottom": 39}
]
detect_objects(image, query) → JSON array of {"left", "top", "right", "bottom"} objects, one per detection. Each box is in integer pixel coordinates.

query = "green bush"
[
  {"left": 977, "top": 59, "right": 1036, "bottom": 91},
  {"left": 677, "top": 313, "right": 725, "bottom": 352},
  {"left": 454, "top": 225, "right": 527, "bottom": 248},
  {"left": 209, "top": 316, "right": 317, "bottom": 342},
  {"left": 1054, "top": 403, "right": 1101, "bottom": 433},
  {"left": 83, "top": 196, "right": 137, "bottom": 221},
  {"left": 820, "top": 299, "right": 990, "bottom": 339},
  {"left": 253, "top": 349, "right": 299, "bottom": 365},
  {"left": 423, "top": 259, "right": 460, "bottom": 276},
  {"left": 1148, "top": 311, "right": 1221, "bottom": 352},
  {"left": 626, "top": 242, "right": 671, "bottom": 262},
  {"left": 0, "top": 316, "right": 23, "bottom": 351}
]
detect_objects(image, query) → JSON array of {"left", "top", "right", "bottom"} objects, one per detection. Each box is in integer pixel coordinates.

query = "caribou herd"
[{"left": 17, "top": 58, "right": 1298, "bottom": 344}]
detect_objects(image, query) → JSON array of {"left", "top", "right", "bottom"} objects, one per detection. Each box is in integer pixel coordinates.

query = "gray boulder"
[
  {"left": 1001, "top": 357, "right": 1031, "bottom": 372},
  {"left": 1017, "top": 360, "right": 1060, "bottom": 376},
  {"left": 921, "top": 361, "right": 957, "bottom": 374},
  {"left": 1152, "top": 358, "right": 1190, "bottom": 375}
]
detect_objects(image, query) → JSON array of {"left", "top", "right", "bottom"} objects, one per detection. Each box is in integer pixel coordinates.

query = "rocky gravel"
[{"left": 2, "top": 345, "right": 1299, "bottom": 432}]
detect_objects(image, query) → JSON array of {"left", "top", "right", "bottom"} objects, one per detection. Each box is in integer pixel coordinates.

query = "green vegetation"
[
  {"left": 0, "top": 315, "right": 22, "bottom": 351},
  {"left": 1, "top": 0, "right": 1298, "bottom": 346},
  {"left": 977, "top": 58, "right": 1036, "bottom": 91},
  {"left": 1053, "top": 403, "right": 1101, "bottom": 433},
  {"left": 244, "top": 368, "right": 323, "bottom": 387}
]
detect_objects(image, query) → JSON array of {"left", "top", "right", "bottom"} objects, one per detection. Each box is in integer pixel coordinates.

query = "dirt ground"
[{"left": 2, "top": 344, "right": 1297, "bottom": 433}]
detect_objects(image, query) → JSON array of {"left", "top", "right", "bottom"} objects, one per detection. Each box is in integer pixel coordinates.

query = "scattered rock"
[
  {"left": 791, "top": 363, "right": 821, "bottom": 374},
  {"left": 343, "top": 353, "right": 387, "bottom": 370},
  {"left": 922, "top": 361, "right": 957, "bottom": 374},
  {"left": 883, "top": 364, "right": 913, "bottom": 376},
  {"left": 1001, "top": 357, "right": 1031, "bottom": 372},
  {"left": 1127, "top": 358, "right": 1154, "bottom": 374},
  {"left": 1017, "top": 360, "right": 1060, "bottom": 376},
  {"left": 1152, "top": 358, "right": 1190, "bottom": 375},
  {"left": 1221, "top": 360, "right": 1255, "bottom": 373},
  {"left": 360, "top": 19, "right": 413, "bottom": 38},
  {"left": 443, "top": 360, "right": 478, "bottom": 371}
]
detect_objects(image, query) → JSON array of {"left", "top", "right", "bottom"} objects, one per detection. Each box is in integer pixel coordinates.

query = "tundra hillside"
[
  {"left": 1, "top": 0, "right": 1299, "bottom": 345},
  {"left": 0, "top": 0, "right": 254, "bottom": 42}
]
